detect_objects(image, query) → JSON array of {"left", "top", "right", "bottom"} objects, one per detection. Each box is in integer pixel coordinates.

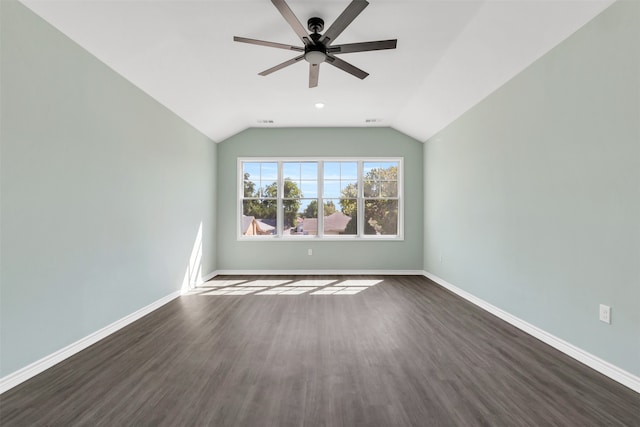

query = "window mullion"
[
  {"left": 318, "top": 160, "right": 323, "bottom": 238},
  {"left": 357, "top": 160, "right": 364, "bottom": 237},
  {"left": 238, "top": 158, "right": 243, "bottom": 237},
  {"left": 277, "top": 161, "right": 283, "bottom": 237}
]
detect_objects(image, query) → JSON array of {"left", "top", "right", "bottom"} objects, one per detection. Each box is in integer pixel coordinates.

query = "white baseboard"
[
  {"left": 211, "top": 269, "right": 424, "bottom": 276},
  {"left": 0, "top": 290, "right": 181, "bottom": 395},
  {"left": 422, "top": 271, "right": 640, "bottom": 394}
]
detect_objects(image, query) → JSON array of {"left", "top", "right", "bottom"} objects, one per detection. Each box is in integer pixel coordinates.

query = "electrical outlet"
[
  {"left": 308, "top": 248, "right": 312, "bottom": 256},
  {"left": 599, "top": 304, "right": 611, "bottom": 324}
]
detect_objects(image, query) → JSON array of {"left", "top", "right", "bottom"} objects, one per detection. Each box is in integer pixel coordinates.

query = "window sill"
[{"left": 238, "top": 235, "right": 404, "bottom": 242}]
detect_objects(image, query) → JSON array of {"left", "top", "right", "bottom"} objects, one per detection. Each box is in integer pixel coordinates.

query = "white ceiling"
[{"left": 20, "top": 0, "right": 614, "bottom": 143}]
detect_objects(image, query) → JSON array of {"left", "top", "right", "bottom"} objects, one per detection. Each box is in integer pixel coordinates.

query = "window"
[{"left": 239, "top": 158, "right": 403, "bottom": 239}]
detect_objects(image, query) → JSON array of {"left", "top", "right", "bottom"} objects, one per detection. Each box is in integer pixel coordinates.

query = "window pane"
[
  {"left": 261, "top": 181, "right": 278, "bottom": 198},
  {"left": 301, "top": 162, "right": 318, "bottom": 179},
  {"left": 364, "top": 200, "right": 398, "bottom": 235},
  {"left": 243, "top": 162, "right": 260, "bottom": 197},
  {"left": 243, "top": 162, "right": 260, "bottom": 179},
  {"left": 324, "top": 181, "right": 341, "bottom": 198},
  {"left": 283, "top": 178, "right": 301, "bottom": 199},
  {"left": 301, "top": 181, "right": 318, "bottom": 198},
  {"left": 261, "top": 162, "right": 278, "bottom": 181},
  {"left": 324, "top": 162, "right": 340, "bottom": 179},
  {"left": 289, "top": 199, "right": 317, "bottom": 235},
  {"left": 284, "top": 162, "right": 317, "bottom": 200},
  {"left": 363, "top": 161, "right": 397, "bottom": 183},
  {"left": 363, "top": 179, "right": 377, "bottom": 198},
  {"left": 243, "top": 177, "right": 258, "bottom": 197},
  {"left": 379, "top": 162, "right": 398, "bottom": 178},
  {"left": 363, "top": 161, "right": 397, "bottom": 198},
  {"left": 242, "top": 200, "right": 277, "bottom": 236},
  {"left": 325, "top": 198, "right": 356, "bottom": 235},
  {"left": 283, "top": 198, "right": 301, "bottom": 230},
  {"left": 363, "top": 162, "right": 378, "bottom": 177},
  {"left": 341, "top": 180, "right": 357, "bottom": 198},
  {"left": 341, "top": 162, "right": 358, "bottom": 179},
  {"left": 380, "top": 181, "right": 398, "bottom": 197},
  {"left": 325, "top": 162, "right": 358, "bottom": 211},
  {"left": 283, "top": 162, "right": 299, "bottom": 179}
]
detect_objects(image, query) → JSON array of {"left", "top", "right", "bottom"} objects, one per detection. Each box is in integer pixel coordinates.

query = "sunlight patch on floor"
[
  {"left": 255, "top": 286, "right": 317, "bottom": 295},
  {"left": 203, "top": 286, "right": 268, "bottom": 295},
  {"left": 188, "top": 278, "right": 383, "bottom": 297},
  {"left": 237, "top": 279, "right": 293, "bottom": 287},
  {"left": 310, "top": 286, "right": 369, "bottom": 295},
  {"left": 289, "top": 279, "right": 337, "bottom": 287}
]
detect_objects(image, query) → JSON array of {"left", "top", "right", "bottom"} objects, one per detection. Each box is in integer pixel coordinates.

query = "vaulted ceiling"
[{"left": 20, "top": 0, "right": 614, "bottom": 142}]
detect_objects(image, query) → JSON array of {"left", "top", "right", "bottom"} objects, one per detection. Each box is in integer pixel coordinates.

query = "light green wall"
[
  {"left": 217, "top": 128, "right": 423, "bottom": 271},
  {"left": 424, "top": 0, "right": 639, "bottom": 376},
  {"left": 0, "top": 0, "right": 217, "bottom": 376}
]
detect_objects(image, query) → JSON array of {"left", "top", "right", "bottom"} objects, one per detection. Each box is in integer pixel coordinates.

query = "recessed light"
[{"left": 315, "top": 102, "right": 325, "bottom": 109}]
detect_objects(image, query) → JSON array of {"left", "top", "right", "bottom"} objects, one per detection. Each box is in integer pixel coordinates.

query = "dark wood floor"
[{"left": 1, "top": 276, "right": 638, "bottom": 426}]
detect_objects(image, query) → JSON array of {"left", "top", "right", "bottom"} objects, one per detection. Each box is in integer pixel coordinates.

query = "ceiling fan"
[{"left": 234, "top": 0, "right": 397, "bottom": 88}]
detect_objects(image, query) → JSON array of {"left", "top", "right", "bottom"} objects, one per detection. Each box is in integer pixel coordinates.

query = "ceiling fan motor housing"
[{"left": 304, "top": 31, "right": 327, "bottom": 64}]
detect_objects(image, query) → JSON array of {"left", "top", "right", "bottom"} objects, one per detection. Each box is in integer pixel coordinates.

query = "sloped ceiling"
[{"left": 20, "top": 0, "right": 614, "bottom": 142}]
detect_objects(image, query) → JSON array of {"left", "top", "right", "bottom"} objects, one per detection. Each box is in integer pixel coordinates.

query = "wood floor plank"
[{"left": 1, "top": 275, "right": 638, "bottom": 426}]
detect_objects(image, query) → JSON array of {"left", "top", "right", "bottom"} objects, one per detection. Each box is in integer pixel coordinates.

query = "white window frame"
[{"left": 238, "top": 157, "right": 404, "bottom": 241}]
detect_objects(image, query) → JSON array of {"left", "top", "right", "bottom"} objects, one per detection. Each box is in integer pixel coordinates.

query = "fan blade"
[
  {"left": 319, "top": 0, "right": 369, "bottom": 46},
  {"left": 271, "top": 0, "right": 314, "bottom": 45},
  {"left": 309, "top": 63, "right": 320, "bottom": 88},
  {"left": 258, "top": 55, "right": 305, "bottom": 76},
  {"left": 234, "top": 36, "right": 304, "bottom": 52},
  {"left": 328, "top": 39, "right": 397, "bottom": 54},
  {"left": 325, "top": 55, "right": 369, "bottom": 80}
]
